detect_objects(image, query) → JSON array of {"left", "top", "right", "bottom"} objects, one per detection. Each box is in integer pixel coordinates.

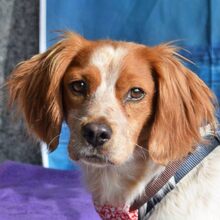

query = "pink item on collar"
[{"left": 95, "top": 204, "right": 138, "bottom": 220}]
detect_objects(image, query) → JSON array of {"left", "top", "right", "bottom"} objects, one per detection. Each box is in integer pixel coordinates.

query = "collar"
[
  {"left": 95, "top": 204, "right": 138, "bottom": 220},
  {"left": 130, "top": 130, "right": 220, "bottom": 218},
  {"left": 94, "top": 129, "right": 220, "bottom": 220}
]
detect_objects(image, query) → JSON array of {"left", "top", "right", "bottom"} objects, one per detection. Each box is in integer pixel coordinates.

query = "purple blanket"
[{"left": 0, "top": 161, "right": 100, "bottom": 220}]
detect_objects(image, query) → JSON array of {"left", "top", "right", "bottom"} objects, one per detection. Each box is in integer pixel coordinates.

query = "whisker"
[
  {"left": 135, "top": 144, "right": 149, "bottom": 160},
  {"left": 72, "top": 114, "right": 83, "bottom": 121},
  {"left": 137, "top": 150, "right": 147, "bottom": 160},
  {"left": 135, "top": 143, "right": 149, "bottom": 153},
  {"left": 123, "top": 126, "right": 149, "bottom": 160},
  {"left": 47, "top": 134, "right": 60, "bottom": 151},
  {"left": 134, "top": 148, "right": 146, "bottom": 160},
  {"left": 0, "top": 82, "right": 7, "bottom": 90}
]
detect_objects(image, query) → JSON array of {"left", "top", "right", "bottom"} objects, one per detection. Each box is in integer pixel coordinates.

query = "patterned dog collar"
[{"left": 95, "top": 204, "right": 138, "bottom": 220}]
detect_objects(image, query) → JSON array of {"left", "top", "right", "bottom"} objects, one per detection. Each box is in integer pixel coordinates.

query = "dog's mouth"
[{"left": 80, "top": 154, "right": 114, "bottom": 166}]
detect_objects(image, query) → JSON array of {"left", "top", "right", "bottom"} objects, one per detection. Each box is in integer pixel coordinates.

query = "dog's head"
[{"left": 8, "top": 32, "right": 216, "bottom": 166}]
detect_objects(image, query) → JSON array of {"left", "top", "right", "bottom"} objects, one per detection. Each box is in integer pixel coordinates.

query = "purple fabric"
[{"left": 0, "top": 161, "right": 100, "bottom": 220}]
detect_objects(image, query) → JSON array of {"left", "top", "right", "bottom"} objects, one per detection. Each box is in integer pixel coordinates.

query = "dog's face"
[
  {"left": 8, "top": 32, "right": 215, "bottom": 166},
  {"left": 63, "top": 43, "right": 155, "bottom": 165}
]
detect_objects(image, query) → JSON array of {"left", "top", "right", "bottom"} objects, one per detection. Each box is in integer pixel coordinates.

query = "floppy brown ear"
[
  {"left": 148, "top": 45, "right": 216, "bottom": 164},
  {"left": 8, "top": 32, "right": 86, "bottom": 151}
]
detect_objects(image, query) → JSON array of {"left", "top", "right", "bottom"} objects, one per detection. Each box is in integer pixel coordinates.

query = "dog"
[{"left": 8, "top": 32, "right": 220, "bottom": 220}]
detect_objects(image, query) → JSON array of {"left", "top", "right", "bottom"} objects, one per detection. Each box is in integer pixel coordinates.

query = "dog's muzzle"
[{"left": 81, "top": 122, "right": 112, "bottom": 148}]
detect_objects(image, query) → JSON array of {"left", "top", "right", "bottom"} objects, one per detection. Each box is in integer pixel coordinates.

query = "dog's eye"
[
  {"left": 127, "top": 87, "right": 145, "bottom": 101},
  {"left": 69, "top": 80, "right": 87, "bottom": 95}
]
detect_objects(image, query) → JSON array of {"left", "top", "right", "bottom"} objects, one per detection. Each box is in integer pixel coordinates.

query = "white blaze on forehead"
[
  {"left": 87, "top": 44, "right": 128, "bottom": 128},
  {"left": 90, "top": 45, "right": 127, "bottom": 74},
  {"left": 88, "top": 45, "right": 129, "bottom": 152},
  {"left": 89, "top": 45, "right": 128, "bottom": 99}
]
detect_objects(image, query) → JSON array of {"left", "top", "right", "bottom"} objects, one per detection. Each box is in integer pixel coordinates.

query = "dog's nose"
[{"left": 81, "top": 123, "right": 112, "bottom": 147}]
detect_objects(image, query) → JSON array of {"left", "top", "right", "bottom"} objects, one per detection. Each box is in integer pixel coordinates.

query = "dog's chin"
[{"left": 79, "top": 154, "right": 115, "bottom": 167}]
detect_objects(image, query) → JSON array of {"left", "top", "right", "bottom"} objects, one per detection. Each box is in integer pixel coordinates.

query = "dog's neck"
[{"left": 80, "top": 153, "right": 164, "bottom": 207}]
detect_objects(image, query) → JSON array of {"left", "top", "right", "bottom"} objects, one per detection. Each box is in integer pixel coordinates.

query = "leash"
[{"left": 130, "top": 131, "right": 220, "bottom": 217}]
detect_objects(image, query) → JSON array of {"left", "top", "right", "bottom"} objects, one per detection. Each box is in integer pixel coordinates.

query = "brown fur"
[
  {"left": 145, "top": 45, "right": 216, "bottom": 164},
  {"left": 8, "top": 32, "right": 87, "bottom": 150},
  {"left": 8, "top": 32, "right": 216, "bottom": 167}
]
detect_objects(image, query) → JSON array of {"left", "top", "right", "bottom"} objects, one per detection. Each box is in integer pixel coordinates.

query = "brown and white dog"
[{"left": 8, "top": 32, "right": 220, "bottom": 219}]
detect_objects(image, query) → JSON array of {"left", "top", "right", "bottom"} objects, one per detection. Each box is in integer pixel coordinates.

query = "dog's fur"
[{"left": 8, "top": 32, "right": 220, "bottom": 219}]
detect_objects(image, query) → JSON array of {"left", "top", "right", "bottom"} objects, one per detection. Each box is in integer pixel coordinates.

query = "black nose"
[{"left": 81, "top": 123, "right": 112, "bottom": 147}]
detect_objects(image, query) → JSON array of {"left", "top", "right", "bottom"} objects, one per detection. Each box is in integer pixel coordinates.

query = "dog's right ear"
[{"left": 8, "top": 32, "right": 86, "bottom": 151}]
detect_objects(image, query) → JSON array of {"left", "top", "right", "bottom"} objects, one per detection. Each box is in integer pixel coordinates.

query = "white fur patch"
[
  {"left": 148, "top": 146, "right": 220, "bottom": 220},
  {"left": 85, "top": 45, "right": 131, "bottom": 160},
  {"left": 89, "top": 45, "right": 127, "bottom": 106},
  {"left": 88, "top": 45, "right": 128, "bottom": 113},
  {"left": 81, "top": 155, "right": 164, "bottom": 206}
]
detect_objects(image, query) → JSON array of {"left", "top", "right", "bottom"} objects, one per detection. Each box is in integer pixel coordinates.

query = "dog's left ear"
[
  {"left": 147, "top": 45, "right": 216, "bottom": 164},
  {"left": 8, "top": 32, "right": 86, "bottom": 151}
]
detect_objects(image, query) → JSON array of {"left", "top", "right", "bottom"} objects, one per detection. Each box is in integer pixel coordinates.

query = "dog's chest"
[
  {"left": 81, "top": 158, "right": 164, "bottom": 209},
  {"left": 147, "top": 147, "right": 220, "bottom": 220}
]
